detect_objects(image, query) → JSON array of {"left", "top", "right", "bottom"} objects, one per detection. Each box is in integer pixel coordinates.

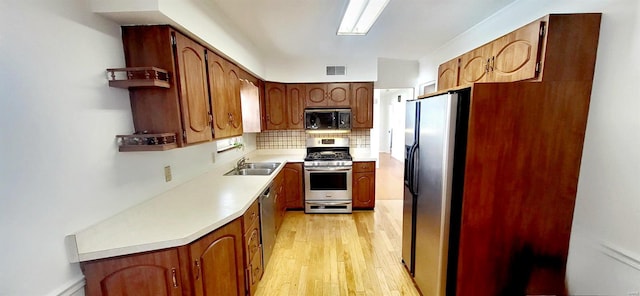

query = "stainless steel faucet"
[{"left": 236, "top": 157, "right": 246, "bottom": 169}]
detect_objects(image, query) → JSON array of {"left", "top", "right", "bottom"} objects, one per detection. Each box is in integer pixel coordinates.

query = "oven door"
[{"left": 304, "top": 166, "right": 352, "bottom": 201}]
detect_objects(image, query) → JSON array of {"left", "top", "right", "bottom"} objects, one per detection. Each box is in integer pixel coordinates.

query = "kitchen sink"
[
  {"left": 242, "top": 162, "right": 280, "bottom": 169},
  {"left": 223, "top": 162, "right": 280, "bottom": 176}
]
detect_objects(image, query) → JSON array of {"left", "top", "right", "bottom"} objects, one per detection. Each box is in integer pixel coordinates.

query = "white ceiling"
[{"left": 208, "top": 0, "right": 519, "bottom": 61}]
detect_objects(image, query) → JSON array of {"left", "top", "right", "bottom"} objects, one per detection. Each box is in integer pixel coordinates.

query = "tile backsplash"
[{"left": 257, "top": 130, "right": 370, "bottom": 149}]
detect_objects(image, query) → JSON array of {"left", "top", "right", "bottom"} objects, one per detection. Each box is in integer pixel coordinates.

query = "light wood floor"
[
  {"left": 256, "top": 154, "right": 418, "bottom": 296},
  {"left": 375, "top": 153, "right": 404, "bottom": 200}
]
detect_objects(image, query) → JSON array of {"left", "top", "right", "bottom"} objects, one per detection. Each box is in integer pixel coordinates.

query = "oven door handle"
[
  {"left": 304, "top": 167, "right": 352, "bottom": 172},
  {"left": 306, "top": 201, "right": 352, "bottom": 206}
]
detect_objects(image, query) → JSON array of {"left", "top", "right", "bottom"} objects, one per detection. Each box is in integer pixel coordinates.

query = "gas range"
[
  {"left": 303, "top": 137, "right": 353, "bottom": 214},
  {"left": 304, "top": 138, "right": 353, "bottom": 167}
]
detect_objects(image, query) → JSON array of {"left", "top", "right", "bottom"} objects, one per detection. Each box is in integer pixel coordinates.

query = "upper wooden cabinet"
[
  {"left": 459, "top": 20, "right": 543, "bottom": 86},
  {"left": 207, "top": 53, "right": 243, "bottom": 139},
  {"left": 264, "top": 82, "right": 288, "bottom": 130},
  {"left": 286, "top": 84, "right": 306, "bottom": 129},
  {"left": 350, "top": 82, "right": 374, "bottom": 129},
  {"left": 122, "top": 26, "right": 213, "bottom": 147},
  {"left": 437, "top": 57, "right": 460, "bottom": 91},
  {"left": 304, "top": 83, "right": 350, "bottom": 107},
  {"left": 264, "top": 83, "right": 306, "bottom": 130},
  {"left": 264, "top": 82, "right": 373, "bottom": 130},
  {"left": 440, "top": 14, "right": 602, "bottom": 89}
]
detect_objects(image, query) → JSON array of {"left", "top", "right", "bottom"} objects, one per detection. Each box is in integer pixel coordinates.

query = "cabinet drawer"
[
  {"left": 243, "top": 199, "right": 260, "bottom": 232},
  {"left": 354, "top": 161, "right": 375, "bottom": 173},
  {"left": 244, "top": 222, "right": 262, "bottom": 263},
  {"left": 246, "top": 246, "right": 263, "bottom": 296}
]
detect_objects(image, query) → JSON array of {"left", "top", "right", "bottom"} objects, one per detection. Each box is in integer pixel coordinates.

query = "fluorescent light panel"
[{"left": 338, "top": 0, "right": 390, "bottom": 35}]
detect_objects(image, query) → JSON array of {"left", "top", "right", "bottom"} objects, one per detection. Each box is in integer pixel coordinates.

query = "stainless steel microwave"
[{"left": 305, "top": 108, "right": 351, "bottom": 130}]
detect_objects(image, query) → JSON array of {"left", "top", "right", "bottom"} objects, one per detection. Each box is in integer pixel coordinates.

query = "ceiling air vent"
[{"left": 326, "top": 66, "right": 346, "bottom": 76}]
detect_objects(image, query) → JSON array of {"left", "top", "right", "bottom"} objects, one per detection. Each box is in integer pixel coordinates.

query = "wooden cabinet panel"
[
  {"left": 225, "top": 62, "right": 243, "bottom": 137},
  {"left": 491, "top": 20, "right": 543, "bottom": 83},
  {"left": 286, "top": 84, "right": 306, "bottom": 129},
  {"left": 122, "top": 26, "right": 212, "bottom": 147},
  {"left": 459, "top": 44, "right": 492, "bottom": 86},
  {"left": 82, "top": 248, "right": 183, "bottom": 296},
  {"left": 350, "top": 82, "right": 373, "bottom": 129},
  {"left": 327, "top": 83, "right": 350, "bottom": 106},
  {"left": 352, "top": 161, "right": 375, "bottom": 209},
  {"left": 283, "top": 163, "right": 304, "bottom": 209},
  {"left": 246, "top": 247, "right": 263, "bottom": 296},
  {"left": 264, "top": 82, "right": 287, "bottom": 130},
  {"left": 174, "top": 33, "right": 212, "bottom": 144},
  {"left": 451, "top": 18, "right": 544, "bottom": 87},
  {"left": 273, "top": 170, "right": 286, "bottom": 234},
  {"left": 437, "top": 57, "right": 460, "bottom": 91},
  {"left": 208, "top": 53, "right": 243, "bottom": 139},
  {"left": 305, "top": 84, "right": 327, "bottom": 107},
  {"left": 189, "top": 219, "right": 245, "bottom": 296}
]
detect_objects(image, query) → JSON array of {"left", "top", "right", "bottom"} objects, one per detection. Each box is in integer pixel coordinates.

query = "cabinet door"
[
  {"left": 437, "top": 58, "right": 460, "bottom": 91},
  {"left": 82, "top": 248, "right": 182, "bottom": 296},
  {"left": 353, "top": 172, "right": 375, "bottom": 209},
  {"left": 352, "top": 161, "right": 376, "bottom": 209},
  {"left": 305, "top": 84, "right": 327, "bottom": 107},
  {"left": 189, "top": 219, "right": 245, "bottom": 296},
  {"left": 174, "top": 32, "right": 212, "bottom": 144},
  {"left": 264, "top": 82, "right": 287, "bottom": 130},
  {"left": 283, "top": 163, "right": 304, "bottom": 209},
  {"left": 490, "top": 20, "right": 543, "bottom": 82},
  {"left": 351, "top": 82, "right": 374, "bottom": 129},
  {"left": 207, "top": 52, "right": 228, "bottom": 138},
  {"left": 273, "top": 171, "right": 286, "bottom": 234},
  {"left": 327, "top": 83, "right": 350, "bottom": 106},
  {"left": 286, "top": 84, "right": 306, "bottom": 129},
  {"left": 225, "top": 61, "right": 243, "bottom": 137},
  {"left": 459, "top": 43, "right": 492, "bottom": 86}
]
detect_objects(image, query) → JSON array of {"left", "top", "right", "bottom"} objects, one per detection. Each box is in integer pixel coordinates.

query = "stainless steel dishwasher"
[{"left": 260, "top": 182, "right": 276, "bottom": 268}]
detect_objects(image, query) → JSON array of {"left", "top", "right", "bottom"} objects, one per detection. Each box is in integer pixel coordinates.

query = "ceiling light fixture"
[{"left": 337, "top": 0, "right": 390, "bottom": 35}]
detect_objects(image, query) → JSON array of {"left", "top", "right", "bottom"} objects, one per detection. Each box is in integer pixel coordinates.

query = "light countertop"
[{"left": 66, "top": 150, "right": 375, "bottom": 262}]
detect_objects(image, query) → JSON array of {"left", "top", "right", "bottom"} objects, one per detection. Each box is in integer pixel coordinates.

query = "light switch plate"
[{"left": 164, "top": 165, "right": 172, "bottom": 182}]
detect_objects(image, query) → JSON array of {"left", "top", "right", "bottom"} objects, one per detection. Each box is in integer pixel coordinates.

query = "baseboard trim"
[
  {"left": 54, "top": 277, "right": 85, "bottom": 296},
  {"left": 600, "top": 243, "right": 640, "bottom": 272}
]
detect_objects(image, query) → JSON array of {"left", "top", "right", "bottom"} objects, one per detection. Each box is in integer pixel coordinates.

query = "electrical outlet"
[{"left": 164, "top": 166, "right": 172, "bottom": 182}]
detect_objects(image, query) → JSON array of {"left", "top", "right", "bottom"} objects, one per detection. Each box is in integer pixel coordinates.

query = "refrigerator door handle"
[{"left": 411, "top": 145, "right": 420, "bottom": 195}]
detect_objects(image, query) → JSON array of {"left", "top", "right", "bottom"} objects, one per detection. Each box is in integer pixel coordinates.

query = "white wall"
[
  {"left": 419, "top": 0, "right": 640, "bottom": 294},
  {"left": 376, "top": 58, "right": 419, "bottom": 89},
  {"left": 0, "top": 0, "right": 256, "bottom": 295},
  {"left": 376, "top": 89, "right": 412, "bottom": 160},
  {"left": 263, "top": 55, "right": 378, "bottom": 83},
  {"left": 90, "top": 0, "right": 266, "bottom": 79}
]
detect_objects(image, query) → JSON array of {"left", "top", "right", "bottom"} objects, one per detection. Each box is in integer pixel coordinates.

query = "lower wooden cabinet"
[
  {"left": 81, "top": 219, "right": 247, "bottom": 296},
  {"left": 353, "top": 161, "right": 376, "bottom": 209},
  {"left": 186, "top": 218, "right": 245, "bottom": 296},
  {"left": 82, "top": 248, "right": 183, "bottom": 296},
  {"left": 273, "top": 170, "right": 286, "bottom": 234},
  {"left": 283, "top": 163, "right": 304, "bottom": 209},
  {"left": 242, "top": 199, "right": 263, "bottom": 296}
]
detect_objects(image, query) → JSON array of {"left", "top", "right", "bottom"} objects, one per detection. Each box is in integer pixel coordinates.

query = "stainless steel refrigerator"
[{"left": 402, "top": 88, "right": 470, "bottom": 296}]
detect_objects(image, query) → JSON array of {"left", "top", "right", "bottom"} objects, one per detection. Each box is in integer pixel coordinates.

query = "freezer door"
[
  {"left": 413, "top": 93, "right": 459, "bottom": 296},
  {"left": 402, "top": 100, "right": 419, "bottom": 273}
]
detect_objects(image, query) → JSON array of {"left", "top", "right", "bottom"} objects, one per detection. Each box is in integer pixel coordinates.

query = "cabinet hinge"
[
  {"left": 535, "top": 62, "right": 540, "bottom": 73},
  {"left": 539, "top": 23, "right": 546, "bottom": 37},
  {"left": 171, "top": 35, "right": 177, "bottom": 46},
  {"left": 182, "top": 130, "right": 187, "bottom": 141}
]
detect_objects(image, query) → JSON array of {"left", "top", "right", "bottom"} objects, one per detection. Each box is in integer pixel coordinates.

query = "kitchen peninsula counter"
[{"left": 66, "top": 152, "right": 304, "bottom": 263}]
